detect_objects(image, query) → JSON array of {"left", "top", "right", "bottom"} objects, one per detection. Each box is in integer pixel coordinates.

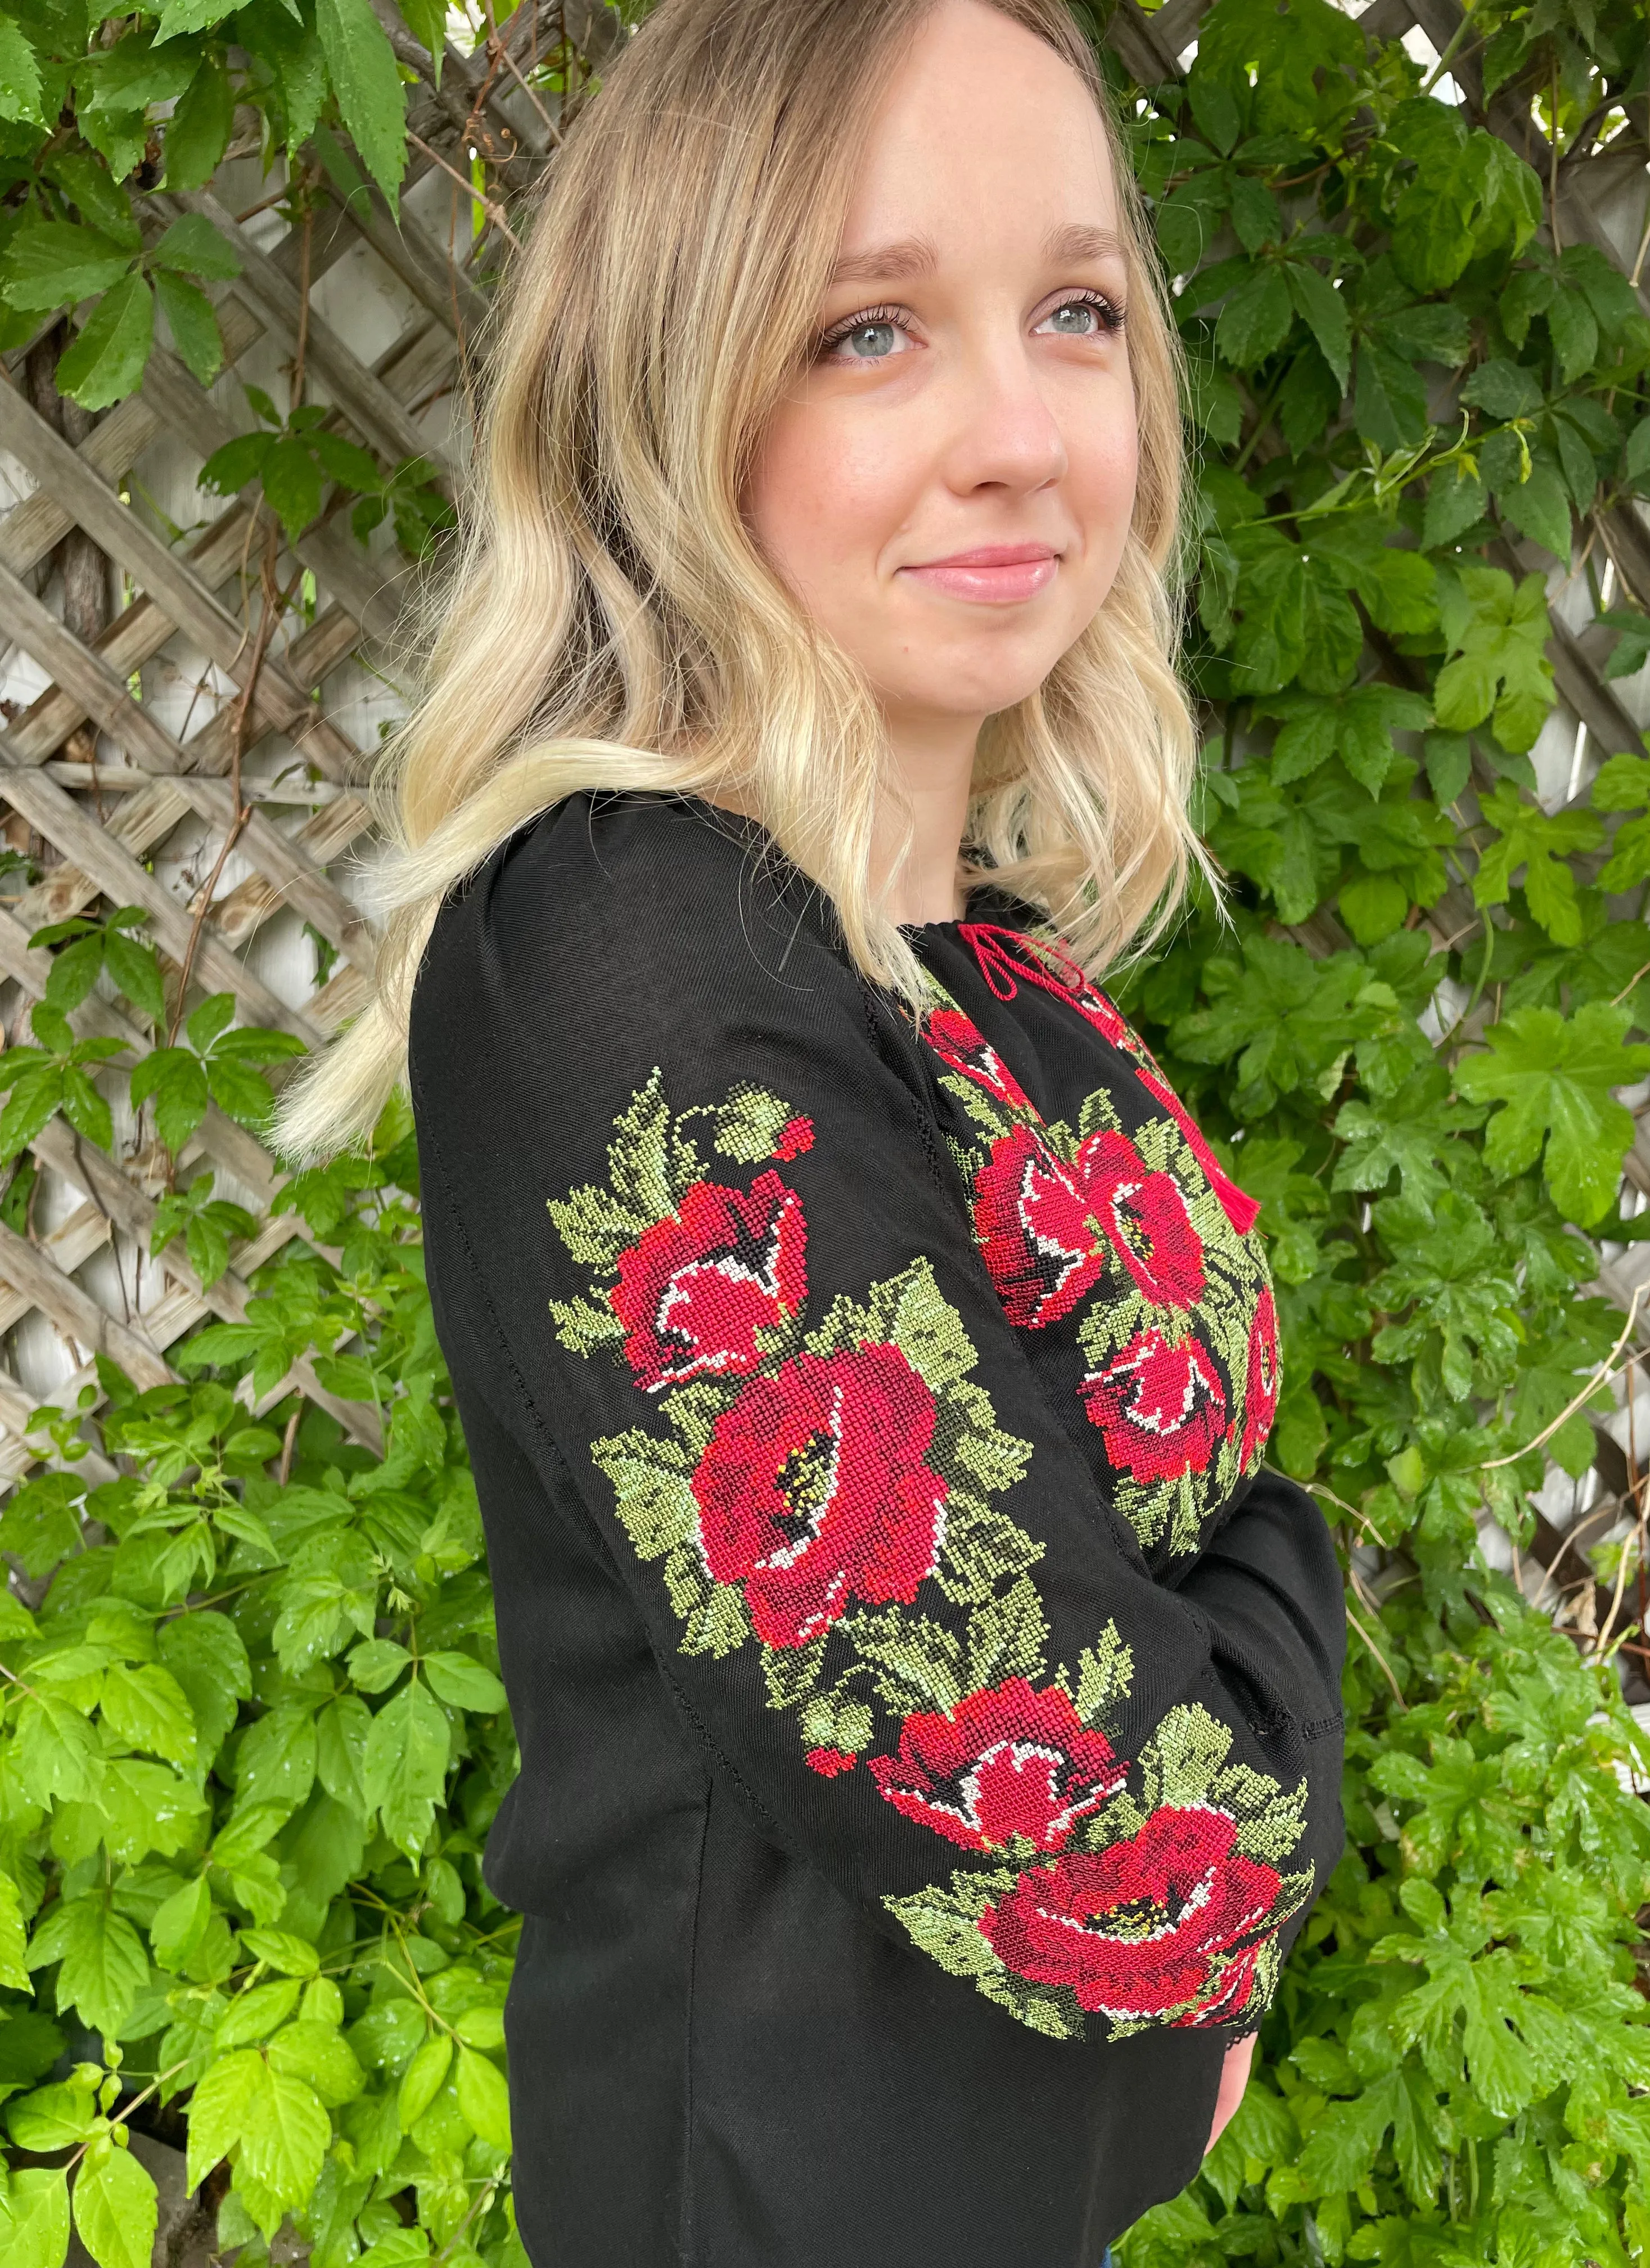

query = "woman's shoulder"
[{"left": 410, "top": 789, "right": 853, "bottom": 1069}]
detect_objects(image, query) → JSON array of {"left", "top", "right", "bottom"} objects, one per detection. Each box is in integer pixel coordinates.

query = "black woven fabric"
[{"left": 408, "top": 791, "right": 1347, "bottom": 2268}]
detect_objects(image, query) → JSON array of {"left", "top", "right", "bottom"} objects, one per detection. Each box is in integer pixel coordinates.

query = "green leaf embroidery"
[
  {"left": 964, "top": 1574, "right": 1049, "bottom": 1690},
  {"left": 1066, "top": 1621, "right": 1134, "bottom": 1727},
  {"left": 843, "top": 1606, "right": 963, "bottom": 1715},
  {"left": 589, "top": 1429, "right": 699, "bottom": 1560},
  {"left": 714, "top": 1083, "right": 794, "bottom": 1162}
]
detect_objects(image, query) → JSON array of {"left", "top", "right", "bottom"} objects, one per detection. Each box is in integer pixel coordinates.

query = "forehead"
[{"left": 840, "top": 1, "right": 1119, "bottom": 253}]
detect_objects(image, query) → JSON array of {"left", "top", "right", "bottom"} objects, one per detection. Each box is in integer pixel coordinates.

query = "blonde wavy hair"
[{"left": 277, "top": 0, "right": 1200, "bottom": 1162}]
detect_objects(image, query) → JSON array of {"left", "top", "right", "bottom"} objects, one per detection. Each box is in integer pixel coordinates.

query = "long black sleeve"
[{"left": 410, "top": 793, "right": 1345, "bottom": 2051}]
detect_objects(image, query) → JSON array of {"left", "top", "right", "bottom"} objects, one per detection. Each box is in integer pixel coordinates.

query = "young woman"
[{"left": 281, "top": 0, "right": 1347, "bottom": 2260}]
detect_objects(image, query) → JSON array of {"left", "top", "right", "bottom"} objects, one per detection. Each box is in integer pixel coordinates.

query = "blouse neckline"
[{"left": 643, "top": 789, "right": 1031, "bottom": 941}]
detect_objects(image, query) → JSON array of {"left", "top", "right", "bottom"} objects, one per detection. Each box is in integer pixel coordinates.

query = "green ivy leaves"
[
  {"left": 1455, "top": 1002, "right": 1650, "bottom": 1226},
  {"left": 1431, "top": 568, "right": 1556, "bottom": 754},
  {"left": 0, "top": 208, "right": 240, "bottom": 404},
  {"left": 0, "top": 0, "right": 426, "bottom": 412},
  {"left": 130, "top": 992, "right": 307, "bottom": 1150},
  {"left": 1120, "top": 9, "right": 1650, "bottom": 2243}
]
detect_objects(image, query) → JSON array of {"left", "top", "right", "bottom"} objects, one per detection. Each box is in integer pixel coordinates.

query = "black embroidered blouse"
[{"left": 407, "top": 790, "right": 1346, "bottom": 2268}]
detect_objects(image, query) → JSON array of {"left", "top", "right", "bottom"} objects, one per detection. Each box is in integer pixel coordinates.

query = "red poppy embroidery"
[
  {"left": 610, "top": 1170, "right": 806, "bottom": 1392},
  {"left": 1080, "top": 1329, "right": 1228, "bottom": 1484},
  {"left": 973, "top": 1126, "right": 1205, "bottom": 1329},
  {"left": 977, "top": 1805, "right": 1283, "bottom": 2020},
  {"left": 870, "top": 1677, "right": 1125, "bottom": 1852},
  {"left": 973, "top": 1125, "right": 1105, "bottom": 1328},
  {"left": 1051, "top": 964, "right": 1262, "bottom": 1244},
  {"left": 805, "top": 1745, "right": 856, "bottom": 1777},
  {"left": 691, "top": 1343, "right": 948, "bottom": 1648},
  {"left": 1239, "top": 1286, "right": 1281, "bottom": 1467},
  {"left": 925, "top": 1006, "right": 1033, "bottom": 1112},
  {"left": 774, "top": 1115, "right": 814, "bottom": 1161},
  {"left": 1080, "top": 1131, "right": 1206, "bottom": 1307}
]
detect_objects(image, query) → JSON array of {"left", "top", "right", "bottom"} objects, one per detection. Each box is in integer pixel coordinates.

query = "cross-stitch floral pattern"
[
  {"left": 883, "top": 1696, "right": 1314, "bottom": 2040},
  {"left": 545, "top": 1069, "right": 1313, "bottom": 2042},
  {"left": 692, "top": 1341, "right": 948, "bottom": 1648},
  {"left": 869, "top": 1677, "right": 1126, "bottom": 1852},
  {"left": 610, "top": 1168, "right": 806, "bottom": 1391},
  {"left": 916, "top": 958, "right": 1278, "bottom": 1561}
]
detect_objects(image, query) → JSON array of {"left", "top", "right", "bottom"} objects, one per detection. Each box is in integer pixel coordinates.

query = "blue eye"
[
  {"left": 1038, "top": 292, "right": 1124, "bottom": 338},
  {"left": 819, "top": 304, "right": 913, "bottom": 362}
]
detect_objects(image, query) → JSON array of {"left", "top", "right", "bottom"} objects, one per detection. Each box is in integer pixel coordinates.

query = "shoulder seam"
[{"left": 858, "top": 982, "right": 949, "bottom": 1200}]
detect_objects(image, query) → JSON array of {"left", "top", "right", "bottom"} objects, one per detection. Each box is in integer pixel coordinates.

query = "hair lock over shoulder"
[{"left": 276, "top": 0, "right": 1205, "bottom": 1163}]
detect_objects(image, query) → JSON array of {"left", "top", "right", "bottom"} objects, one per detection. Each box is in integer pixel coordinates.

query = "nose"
[{"left": 938, "top": 331, "right": 1069, "bottom": 500}]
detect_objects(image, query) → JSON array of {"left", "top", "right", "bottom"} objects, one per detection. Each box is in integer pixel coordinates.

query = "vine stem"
[
  {"left": 277, "top": 1401, "right": 303, "bottom": 1485},
  {"left": 1611, "top": 957, "right": 1650, "bottom": 1006},
  {"left": 1419, "top": 6, "right": 1475, "bottom": 97},
  {"left": 58, "top": 2058, "right": 192, "bottom": 2180},
  {"left": 1344, "top": 1598, "right": 1407, "bottom": 1711},
  {"left": 1598, "top": 1354, "right": 1646, "bottom": 1662},
  {"left": 482, "top": 0, "right": 561, "bottom": 145},
  {"left": 165, "top": 536, "right": 295, "bottom": 1048},
  {"left": 1630, "top": 200, "right": 1650, "bottom": 291},
  {"left": 407, "top": 132, "right": 521, "bottom": 250},
  {"left": 291, "top": 187, "right": 313, "bottom": 413},
  {"left": 1481, "top": 1282, "right": 1644, "bottom": 1469},
  {"left": 1594, "top": 1507, "right": 1638, "bottom": 1658}
]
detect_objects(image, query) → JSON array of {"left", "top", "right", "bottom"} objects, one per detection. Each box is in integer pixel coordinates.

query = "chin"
[{"left": 902, "top": 661, "right": 1063, "bottom": 720}]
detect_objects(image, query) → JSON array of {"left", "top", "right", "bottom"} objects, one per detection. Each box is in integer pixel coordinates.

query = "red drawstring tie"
[
  {"left": 956, "top": 922, "right": 1263, "bottom": 1240},
  {"left": 957, "top": 924, "right": 1087, "bottom": 1005}
]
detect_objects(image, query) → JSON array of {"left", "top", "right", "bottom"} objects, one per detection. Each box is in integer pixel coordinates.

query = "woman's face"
[{"left": 745, "top": 0, "right": 1139, "bottom": 746}]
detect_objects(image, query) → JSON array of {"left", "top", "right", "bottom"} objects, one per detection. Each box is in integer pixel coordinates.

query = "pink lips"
[{"left": 900, "top": 542, "right": 1060, "bottom": 605}]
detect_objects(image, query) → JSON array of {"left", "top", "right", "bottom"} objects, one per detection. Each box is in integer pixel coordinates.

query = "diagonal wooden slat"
[
  {"left": 0, "top": 374, "right": 248, "bottom": 667},
  {"left": 0, "top": 65, "right": 524, "bottom": 1483},
  {"left": 28, "top": 1118, "right": 381, "bottom": 1450},
  {"left": 313, "top": 132, "right": 492, "bottom": 340},
  {"left": 0, "top": 1215, "right": 173, "bottom": 1390},
  {"left": 0, "top": 542, "right": 370, "bottom": 963},
  {"left": 0, "top": 175, "right": 368, "bottom": 580},
  {"left": 4, "top": 608, "right": 371, "bottom": 994},
  {"left": 0, "top": 752, "right": 323, "bottom": 1045},
  {"left": 0, "top": 902, "right": 281, "bottom": 1201},
  {"left": 137, "top": 341, "right": 412, "bottom": 647},
  {"left": 0, "top": 585, "right": 367, "bottom": 975},
  {"left": 162, "top": 190, "right": 460, "bottom": 478},
  {"left": 0, "top": 556, "right": 191, "bottom": 779},
  {"left": 0, "top": 374, "right": 377, "bottom": 808}
]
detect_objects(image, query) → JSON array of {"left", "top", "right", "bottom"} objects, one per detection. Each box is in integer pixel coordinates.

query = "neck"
[{"left": 875, "top": 707, "right": 982, "bottom": 927}]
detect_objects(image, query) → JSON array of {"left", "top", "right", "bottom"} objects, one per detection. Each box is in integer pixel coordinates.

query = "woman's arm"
[{"left": 409, "top": 802, "right": 1346, "bottom": 2046}]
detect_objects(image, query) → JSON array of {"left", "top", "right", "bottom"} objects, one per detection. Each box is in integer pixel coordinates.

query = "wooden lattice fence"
[{"left": 0, "top": 0, "right": 1647, "bottom": 1658}]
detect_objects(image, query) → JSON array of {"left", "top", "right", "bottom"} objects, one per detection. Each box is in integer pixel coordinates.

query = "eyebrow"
[
  {"left": 828, "top": 220, "right": 1125, "bottom": 289},
  {"left": 828, "top": 234, "right": 940, "bottom": 286},
  {"left": 1042, "top": 222, "right": 1125, "bottom": 266}
]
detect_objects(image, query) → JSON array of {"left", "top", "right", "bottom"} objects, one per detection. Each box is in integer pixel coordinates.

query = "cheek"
[
  {"left": 745, "top": 403, "right": 909, "bottom": 599},
  {"left": 1070, "top": 400, "right": 1140, "bottom": 566}
]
